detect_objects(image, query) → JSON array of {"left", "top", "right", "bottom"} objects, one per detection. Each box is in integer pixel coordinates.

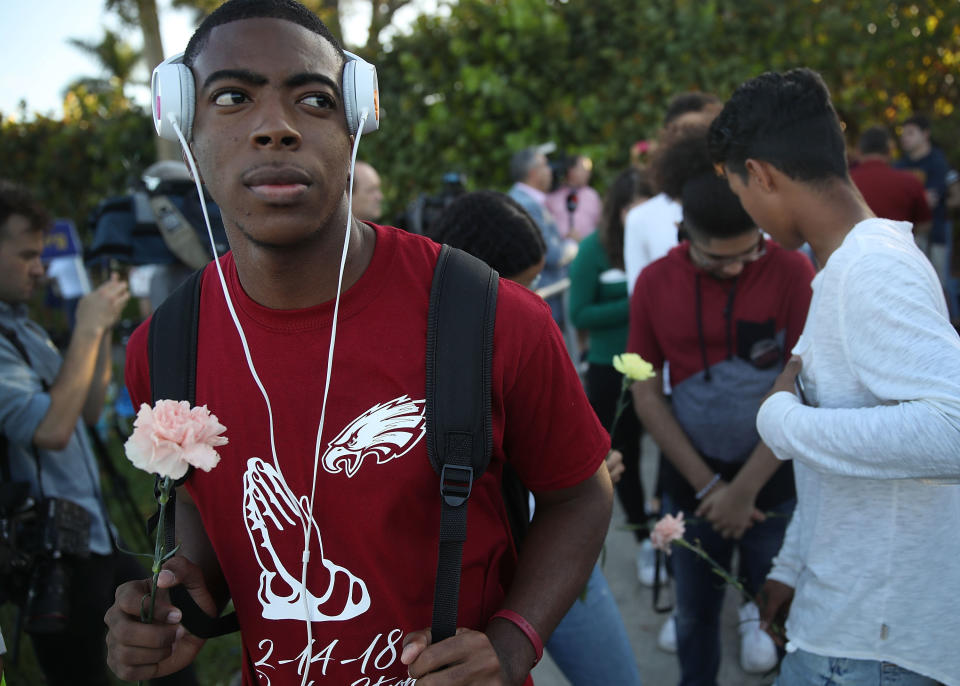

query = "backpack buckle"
[{"left": 440, "top": 464, "right": 473, "bottom": 507}]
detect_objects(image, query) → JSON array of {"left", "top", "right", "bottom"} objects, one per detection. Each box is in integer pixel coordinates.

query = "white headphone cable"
[
  {"left": 168, "top": 109, "right": 368, "bottom": 684},
  {"left": 297, "top": 108, "right": 368, "bottom": 685}
]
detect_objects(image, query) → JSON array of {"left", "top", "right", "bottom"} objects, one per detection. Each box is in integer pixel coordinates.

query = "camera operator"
[{"left": 0, "top": 181, "right": 194, "bottom": 686}]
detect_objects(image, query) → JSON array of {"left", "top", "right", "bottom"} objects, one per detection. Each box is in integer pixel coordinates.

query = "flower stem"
[
  {"left": 673, "top": 537, "right": 753, "bottom": 605},
  {"left": 671, "top": 536, "right": 786, "bottom": 642},
  {"left": 145, "top": 476, "right": 173, "bottom": 626},
  {"left": 607, "top": 376, "right": 632, "bottom": 439}
]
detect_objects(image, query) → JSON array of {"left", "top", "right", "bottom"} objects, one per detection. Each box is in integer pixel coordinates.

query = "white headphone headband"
[{"left": 150, "top": 50, "right": 380, "bottom": 141}]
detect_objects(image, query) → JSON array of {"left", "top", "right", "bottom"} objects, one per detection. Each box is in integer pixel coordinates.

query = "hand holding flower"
[
  {"left": 756, "top": 578, "right": 793, "bottom": 646},
  {"left": 650, "top": 511, "right": 788, "bottom": 648},
  {"left": 604, "top": 449, "right": 625, "bottom": 484},
  {"left": 123, "top": 398, "right": 227, "bottom": 676}
]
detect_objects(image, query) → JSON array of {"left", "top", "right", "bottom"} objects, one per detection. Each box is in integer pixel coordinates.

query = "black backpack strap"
[
  {"left": 148, "top": 269, "right": 203, "bottom": 408},
  {"left": 147, "top": 268, "right": 239, "bottom": 638},
  {"left": 426, "top": 245, "right": 498, "bottom": 642},
  {"left": 146, "top": 268, "right": 204, "bottom": 548}
]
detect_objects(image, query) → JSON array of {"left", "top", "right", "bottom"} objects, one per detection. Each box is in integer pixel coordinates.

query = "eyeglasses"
[{"left": 689, "top": 233, "right": 766, "bottom": 269}]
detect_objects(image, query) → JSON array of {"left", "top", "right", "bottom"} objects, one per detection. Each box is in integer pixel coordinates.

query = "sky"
[{"left": 0, "top": 0, "right": 425, "bottom": 119}]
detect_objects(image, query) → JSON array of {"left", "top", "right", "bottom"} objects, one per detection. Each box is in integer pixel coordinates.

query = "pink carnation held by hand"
[
  {"left": 124, "top": 400, "right": 228, "bottom": 479},
  {"left": 650, "top": 512, "right": 686, "bottom": 553}
]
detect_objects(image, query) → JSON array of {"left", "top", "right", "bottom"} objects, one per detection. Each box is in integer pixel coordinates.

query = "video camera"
[
  {"left": 397, "top": 172, "right": 467, "bottom": 235},
  {"left": 0, "top": 484, "right": 90, "bottom": 634},
  {"left": 86, "top": 161, "right": 229, "bottom": 270}
]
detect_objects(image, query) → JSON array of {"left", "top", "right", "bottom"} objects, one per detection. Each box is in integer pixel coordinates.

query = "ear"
[{"left": 744, "top": 159, "right": 777, "bottom": 193}]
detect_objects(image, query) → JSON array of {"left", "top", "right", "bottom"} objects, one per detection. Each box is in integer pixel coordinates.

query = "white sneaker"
[
  {"left": 738, "top": 601, "right": 778, "bottom": 673},
  {"left": 636, "top": 539, "right": 661, "bottom": 587},
  {"left": 657, "top": 613, "right": 678, "bottom": 653}
]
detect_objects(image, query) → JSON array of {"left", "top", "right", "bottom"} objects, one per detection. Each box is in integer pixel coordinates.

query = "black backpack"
[{"left": 146, "top": 244, "right": 527, "bottom": 643}]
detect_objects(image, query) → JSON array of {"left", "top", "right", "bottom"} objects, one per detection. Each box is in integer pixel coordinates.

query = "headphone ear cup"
[
  {"left": 342, "top": 58, "right": 359, "bottom": 136},
  {"left": 151, "top": 54, "right": 195, "bottom": 141},
  {"left": 342, "top": 52, "right": 380, "bottom": 135}
]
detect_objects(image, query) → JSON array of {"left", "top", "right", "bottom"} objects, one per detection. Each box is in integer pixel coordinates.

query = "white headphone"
[{"left": 151, "top": 49, "right": 380, "bottom": 141}]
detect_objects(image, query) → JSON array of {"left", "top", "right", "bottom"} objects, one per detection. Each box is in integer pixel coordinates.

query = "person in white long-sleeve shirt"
[
  {"left": 624, "top": 92, "right": 720, "bottom": 296},
  {"left": 709, "top": 67, "right": 960, "bottom": 686}
]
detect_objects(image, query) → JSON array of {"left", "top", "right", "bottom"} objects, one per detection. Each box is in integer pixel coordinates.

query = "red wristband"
[{"left": 489, "top": 609, "right": 544, "bottom": 666}]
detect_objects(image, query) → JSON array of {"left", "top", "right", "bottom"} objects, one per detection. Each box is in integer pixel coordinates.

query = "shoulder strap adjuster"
[{"left": 440, "top": 464, "right": 474, "bottom": 507}]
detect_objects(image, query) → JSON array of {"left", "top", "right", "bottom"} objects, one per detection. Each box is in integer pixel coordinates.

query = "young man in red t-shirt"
[
  {"left": 103, "top": 2, "right": 613, "bottom": 684},
  {"left": 850, "top": 125, "right": 931, "bottom": 233},
  {"left": 628, "top": 128, "right": 814, "bottom": 684}
]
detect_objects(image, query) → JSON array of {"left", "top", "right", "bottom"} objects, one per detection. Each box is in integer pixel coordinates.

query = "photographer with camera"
[{"left": 0, "top": 181, "right": 195, "bottom": 686}]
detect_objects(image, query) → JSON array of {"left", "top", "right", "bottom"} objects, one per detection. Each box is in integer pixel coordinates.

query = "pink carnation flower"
[
  {"left": 650, "top": 512, "right": 686, "bottom": 554},
  {"left": 124, "top": 400, "right": 228, "bottom": 479}
]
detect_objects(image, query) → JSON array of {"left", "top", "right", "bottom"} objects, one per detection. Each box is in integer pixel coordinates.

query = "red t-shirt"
[
  {"left": 125, "top": 224, "right": 608, "bottom": 685},
  {"left": 626, "top": 241, "right": 813, "bottom": 509},
  {"left": 627, "top": 241, "right": 812, "bottom": 388},
  {"left": 851, "top": 158, "right": 932, "bottom": 224}
]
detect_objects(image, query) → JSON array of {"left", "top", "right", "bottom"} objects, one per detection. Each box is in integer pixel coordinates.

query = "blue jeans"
[
  {"left": 775, "top": 648, "right": 940, "bottom": 686},
  {"left": 663, "top": 494, "right": 794, "bottom": 686},
  {"left": 545, "top": 563, "right": 642, "bottom": 685}
]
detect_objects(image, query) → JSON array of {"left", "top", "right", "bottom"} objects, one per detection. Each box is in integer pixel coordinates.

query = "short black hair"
[
  {"left": 859, "top": 125, "right": 891, "bottom": 156},
  {"left": 664, "top": 92, "right": 721, "bottom": 127},
  {"left": 681, "top": 172, "right": 755, "bottom": 240},
  {"left": 903, "top": 114, "right": 931, "bottom": 131},
  {"left": 707, "top": 68, "right": 848, "bottom": 183},
  {"left": 0, "top": 180, "right": 50, "bottom": 241},
  {"left": 650, "top": 122, "right": 714, "bottom": 200},
  {"left": 598, "top": 167, "right": 653, "bottom": 270},
  {"left": 428, "top": 191, "right": 545, "bottom": 279},
  {"left": 183, "top": 0, "right": 343, "bottom": 69}
]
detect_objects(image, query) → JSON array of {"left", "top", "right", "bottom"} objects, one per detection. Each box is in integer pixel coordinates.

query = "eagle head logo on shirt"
[{"left": 321, "top": 395, "right": 426, "bottom": 478}]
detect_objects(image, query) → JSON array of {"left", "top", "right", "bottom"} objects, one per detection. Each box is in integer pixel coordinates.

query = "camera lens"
[{"left": 24, "top": 558, "right": 71, "bottom": 634}]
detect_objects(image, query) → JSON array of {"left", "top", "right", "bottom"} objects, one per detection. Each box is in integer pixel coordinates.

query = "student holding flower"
[
  {"left": 104, "top": 2, "right": 613, "bottom": 685},
  {"left": 627, "top": 123, "right": 814, "bottom": 684}
]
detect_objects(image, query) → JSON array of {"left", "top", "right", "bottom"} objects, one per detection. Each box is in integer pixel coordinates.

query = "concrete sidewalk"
[{"left": 531, "top": 439, "right": 777, "bottom": 686}]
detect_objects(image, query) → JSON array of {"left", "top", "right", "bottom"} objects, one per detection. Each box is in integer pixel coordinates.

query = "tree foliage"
[
  {"left": 362, "top": 0, "right": 960, "bottom": 219},
  {"left": 171, "top": 0, "right": 346, "bottom": 42},
  {"left": 0, "top": 96, "right": 154, "bottom": 242},
  {"left": 4, "top": 0, "right": 958, "bottom": 237}
]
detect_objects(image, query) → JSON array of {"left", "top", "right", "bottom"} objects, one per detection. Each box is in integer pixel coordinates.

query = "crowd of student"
[{"left": 1, "top": 2, "right": 959, "bottom": 686}]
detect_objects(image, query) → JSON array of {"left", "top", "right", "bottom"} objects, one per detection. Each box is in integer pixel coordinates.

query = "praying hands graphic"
[{"left": 243, "top": 457, "right": 371, "bottom": 622}]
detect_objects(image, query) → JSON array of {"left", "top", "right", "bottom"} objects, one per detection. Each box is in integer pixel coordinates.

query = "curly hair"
[
  {"left": 707, "top": 68, "right": 847, "bottom": 184},
  {"left": 649, "top": 122, "right": 714, "bottom": 201},
  {"left": 427, "top": 191, "right": 546, "bottom": 279}
]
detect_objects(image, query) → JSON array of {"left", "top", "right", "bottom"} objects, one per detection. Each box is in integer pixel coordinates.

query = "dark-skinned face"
[{"left": 188, "top": 17, "right": 352, "bottom": 250}]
